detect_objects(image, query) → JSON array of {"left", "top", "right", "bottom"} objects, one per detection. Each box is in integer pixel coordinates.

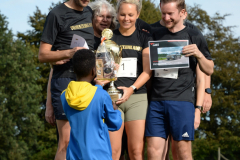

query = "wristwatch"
[
  {"left": 205, "top": 88, "right": 212, "bottom": 94},
  {"left": 130, "top": 85, "right": 137, "bottom": 93},
  {"left": 195, "top": 106, "right": 202, "bottom": 111}
]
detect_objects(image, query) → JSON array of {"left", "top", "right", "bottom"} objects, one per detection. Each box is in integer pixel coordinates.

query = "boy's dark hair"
[{"left": 72, "top": 49, "right": 96, "bottom": 78}]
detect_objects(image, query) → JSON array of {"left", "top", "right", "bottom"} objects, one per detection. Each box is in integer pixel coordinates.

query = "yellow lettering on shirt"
[
  {"left": 70, "top": 23, "right": 92, "bottom": 30},
  {"left": 120, "top": 45, "right": 142, "bottom": 51}
]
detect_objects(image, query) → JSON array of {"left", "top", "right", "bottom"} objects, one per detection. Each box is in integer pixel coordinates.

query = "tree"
[
  {"left": 187, "top": 5, "right": 240, "bottom": 160},
  {"left": 139, "top": 0, "right": 161, "bottom": 24},
  {"left": 0, "top": 12, "right": 43, "bottom": 159}
]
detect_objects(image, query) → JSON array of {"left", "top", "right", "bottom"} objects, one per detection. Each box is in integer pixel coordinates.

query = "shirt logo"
[
  {"left": 120, "top": 45, "right": 142, "bottom": 51},
  {"left": 182, "top": 132, "right": 189, "bottom": 137},
  {"left": 70, "top": 23, "right": 92, "bottom": 30}
]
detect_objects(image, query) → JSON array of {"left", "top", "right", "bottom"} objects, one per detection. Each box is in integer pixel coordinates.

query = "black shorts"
[{"left": 51, "top": 78, "right": 76, "bottom": 120}]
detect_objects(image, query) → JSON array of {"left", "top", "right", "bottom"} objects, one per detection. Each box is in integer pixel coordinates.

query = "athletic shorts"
[
  {"left": 118, "top": 93, "right": 148, "bottom": 122},
  {"left": 51, "top": 78, "right": 75, "bottom": 120},
  {"left": 145, "top": 100, "right": 195, "bottom": 141}
]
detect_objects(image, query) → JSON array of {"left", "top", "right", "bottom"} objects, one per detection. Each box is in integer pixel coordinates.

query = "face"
[
  {"left": 93, "top": 8, "right": 112, "bottom": 35},
  {"left": 74, "top": 0, "right": 90, "bottom": 8},
  {"left": 160, "top": 2, "right": 185, "bottom": 29},
  {"left": 117, "top": 3, "right": 139, "bottom": 30}
]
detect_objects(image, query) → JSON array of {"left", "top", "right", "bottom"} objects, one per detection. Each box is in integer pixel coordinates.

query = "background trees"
[
  {"left": 0, "top": 0, "right": 239, "bottom": 159},
  {"left": 0, "top": 12, "right": 42, "bottom": 159}
]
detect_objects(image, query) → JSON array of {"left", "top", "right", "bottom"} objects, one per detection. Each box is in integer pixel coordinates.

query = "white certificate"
[
  {"left": 70, "top": 34, "right": 89, "bottom": 49},
  {"left": 117, "top": 58, "right": 137, "bottom": 77},
  {"left": 154, "top": 68, "right": 178, "bottom": 79}
]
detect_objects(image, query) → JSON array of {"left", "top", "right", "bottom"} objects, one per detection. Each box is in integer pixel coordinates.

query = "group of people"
[{"left": 38, "top": 0, "right": 214, "bottom": 160}]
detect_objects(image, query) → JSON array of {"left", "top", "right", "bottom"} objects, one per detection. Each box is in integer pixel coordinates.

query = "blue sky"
[{"left": 1, "top": 0, "right": 240, "bottom": 37}]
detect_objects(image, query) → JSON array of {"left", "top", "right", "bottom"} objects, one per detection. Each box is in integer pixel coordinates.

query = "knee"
[
  {"left": 147, "top": 146, "right": 162, "bottom": 158},
  {"left": 58, "top": 138, "right": 69, "bottom": 150},
  {"left": 177, "top": 149, "right": 192, "bottom": 160},
  {"left": 112, "top": 147, "right": 121, "bottom": 160}
]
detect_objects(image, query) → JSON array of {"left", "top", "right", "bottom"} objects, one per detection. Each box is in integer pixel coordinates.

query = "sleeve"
[
  {"left": 142, "top": 32, "right": 153, "bottom": 49},
  {"left": 196, "top": 33, "right": 212, "bottom": 60},
  {"left": 103, "top": 93, "right": 122, "bottom": 131},
  {"left": 185, "top": 22, "right": 212, "bottom": 60},
  {"left": 40, "top": 11, "right": 60, "bottom": 45},
  {"left": 136, "top": 18, "right": 152, "bottom": 34}
]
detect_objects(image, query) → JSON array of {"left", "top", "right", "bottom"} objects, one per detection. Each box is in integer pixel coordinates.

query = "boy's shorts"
[
  {"left": 118, "top": 94, "right": 148, "bottom": 122},
  {"left": 145, "top": 100, "right": 195, "bottom": 141},
  {"left": 51, "top": 77, "right": 75, "bottom": 120}
]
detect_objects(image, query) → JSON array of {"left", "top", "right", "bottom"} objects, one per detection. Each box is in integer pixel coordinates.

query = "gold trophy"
[{"left": 96, "top": 29, "right": 122, "bottom": 101}]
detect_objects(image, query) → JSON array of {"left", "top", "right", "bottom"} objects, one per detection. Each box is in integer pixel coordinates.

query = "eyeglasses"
[{"left": 97, "top": 15, "right": 113, "bottom": 21}]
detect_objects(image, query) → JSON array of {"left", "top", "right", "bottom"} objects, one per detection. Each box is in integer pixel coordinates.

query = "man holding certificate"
[{"left": 145, "top": 0, "right": 214, "bottom": 160}]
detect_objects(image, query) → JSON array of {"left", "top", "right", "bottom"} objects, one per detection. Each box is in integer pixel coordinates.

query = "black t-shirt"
[
  {"left": 151, "top": 20, "right": 203, "bottom": 35},
  {"left": 41, "top": 3, "right": 94, "bottom": 79},
  {"left": 151, "top": 27, "right": 212, "bottom": 103},
  {"left": 94, "top": 36, "right": 101, "bottom": 51},
  {"left": 110, "top": 29, "right": 153, "bottom": 94}
]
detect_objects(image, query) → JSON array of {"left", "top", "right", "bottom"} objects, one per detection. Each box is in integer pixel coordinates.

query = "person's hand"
[
  {"left": 112, "top": 101, "right": 118, "bottom": 110},
  {"left": 115, "top": 86, "right": 133, "bottom": 105},
  {"left": 202, "top": 93, "right": 212, "bottom": 113},
  {"left": 194, "top": 108, "right": 201, "bottom": 129},
  {"left": 45, "top": 102, "right": 55, "bottom": 126},
  {"left": 182, "top": 44, "right": 203, "bottom": 59},
  {"left": 142, "top": 29, "right": 150, "bottom": 33},
  {"left": 94, "top": 79, "right": 110, "bottom": 87},
  {"left": 51, "top": 59, "right": 70, "bottom": 65},
  {"left": 114, "top": 63, "right": 120, "bottom": 71},
  {"left": 70, "top": 47, "right": 88, "bottom": 58}
]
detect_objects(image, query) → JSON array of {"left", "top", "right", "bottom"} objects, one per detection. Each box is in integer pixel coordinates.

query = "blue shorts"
[
  {"left": 145, "top": 100, "right": 195, "bottom": 141},
  {"left": 51, "top": 78, "right": 75, "bottom": 120}
]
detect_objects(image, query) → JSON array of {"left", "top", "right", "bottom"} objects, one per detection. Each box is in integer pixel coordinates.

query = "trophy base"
[{"left": 109, "top": 93, "right": 122, "bottom": 102}]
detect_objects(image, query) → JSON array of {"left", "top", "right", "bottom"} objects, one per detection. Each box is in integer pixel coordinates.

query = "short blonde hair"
[{"left": 117, "top": 0, "right": 142, "bottom": 14}]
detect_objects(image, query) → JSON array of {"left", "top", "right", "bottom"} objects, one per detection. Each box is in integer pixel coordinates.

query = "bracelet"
[{"left": 101, "top": 83, "right": 104, "bottom": 87}]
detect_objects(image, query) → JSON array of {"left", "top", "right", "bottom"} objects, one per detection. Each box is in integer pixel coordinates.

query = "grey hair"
[
  {"left": 89, "top": 0, "right": 117, "bottom": 30},
  {"left": 117, "top": 0, "right": 142, "bottom": 14}
]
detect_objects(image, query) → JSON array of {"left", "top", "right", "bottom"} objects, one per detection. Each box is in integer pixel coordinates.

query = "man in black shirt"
[
  {"left": 38, "top": 0, "right": 93, "bottom": 159},
  {"left": 151, "top": 15, "right": 213, "bottom": 116},
  {"left": 145, "top": 0, "right": 214, "bottom": 160}
]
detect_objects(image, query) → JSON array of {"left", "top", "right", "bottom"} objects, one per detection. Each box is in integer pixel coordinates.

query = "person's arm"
[
  {"left": 182, "top": 44, "right": 214, "bottom": 76},
  {"left": 202, "top": 75, "right": 212, "bottom": 113},
  {"left": 194, "top": 64, "right": 205, "bottom": 129},
  {"left": 38, "top": 41, "right": 86, "bottom": 63},
  {"left": 116, "top": 47, "right": 152, "bottom": 105},
  {"left": 45, "top": 68, "right": 55, "bottom": 126},
  {"left": 103, "top": 95, "right": 122, "bottom": 131}
]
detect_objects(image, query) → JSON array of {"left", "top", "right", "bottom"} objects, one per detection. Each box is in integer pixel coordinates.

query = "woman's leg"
[
  {"left": 54, "top": 120, "right": 70, "bottom": 160},
  {"left": 109, "top": 122, "right": 124, "bottom": 160},
  {"left": 125, "top": 120, "right": 146, "bottom": 160}
]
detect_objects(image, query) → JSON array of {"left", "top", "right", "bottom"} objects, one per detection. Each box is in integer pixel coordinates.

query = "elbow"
[{"left": 38, "top": 51, "right": 46, "bottom": 63}]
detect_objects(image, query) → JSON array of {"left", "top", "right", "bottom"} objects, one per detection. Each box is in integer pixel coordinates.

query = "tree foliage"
[
  {"left": 187, "top": 5, "right": 240, "bottom": 160},
  {"left": 0, "top": 12, "right": 43, "bottom": 159}
]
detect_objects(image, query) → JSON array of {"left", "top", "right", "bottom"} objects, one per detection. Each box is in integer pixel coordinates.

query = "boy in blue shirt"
[{"left": 61, "top": 49, "right": 122, "bottom": 160}]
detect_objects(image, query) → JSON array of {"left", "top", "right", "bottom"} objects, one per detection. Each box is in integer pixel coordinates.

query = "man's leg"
[
  {"left": 146, "top": 137, "right": 168, "bottom": 160},
  {"left": 145, "top": 101, "right": 170, "bottom": 160},
  {"left": 173, "top": 140, "right": 192, "bottom": 160},
  {"left": 171, "top": 136, "right": 179, "bottom": 160},
  {"left": 54, "top": 120, "right": 70, "bottom": 160}
]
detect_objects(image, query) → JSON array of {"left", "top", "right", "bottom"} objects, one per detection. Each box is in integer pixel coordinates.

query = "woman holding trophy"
[{"left": 107, "top": 0, "right": 152, "bottom": 159}]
